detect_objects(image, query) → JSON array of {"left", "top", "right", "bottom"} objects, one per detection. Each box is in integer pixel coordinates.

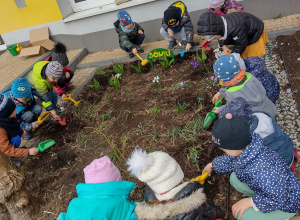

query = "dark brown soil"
[
  {"left": 276, "top": 30, "right": 300, "bottom": 112},
  {"left": 22, "top": 50, "right": 239, "bottom": 219}
]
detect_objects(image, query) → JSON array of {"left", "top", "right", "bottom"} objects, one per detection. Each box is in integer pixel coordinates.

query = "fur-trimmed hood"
[{"left": 135, "top": 187, "right": 206, "bottom": 220}]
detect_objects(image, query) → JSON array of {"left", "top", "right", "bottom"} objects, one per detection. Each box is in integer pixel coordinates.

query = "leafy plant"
[
  {"left": 97, "top": 68, "right": 104, "bottom": 75},
  {"left": 196, "top": 47, "right": 207, "bottom": 64},
  {"left": 130, "top": 61, "right": 142, "bottom": 72},
  {"left": 159, "top": 53, "right": 174, "bottom": 68},
  {"left": 152, "top": 71, "right": 162, "bottom": 93},
  {"left": 88, "top": 79, "right": 101, "bottom": 89},
  {"left": 113, "top": 63, "right": 125, "bottom": 74},
  {"left": 149, "top": 104, "right": 161, "bottom": 115},
  {"left": 172, "top": 81, "right": 191, "bottom": 90},
  {"left": 175, "top": 101, "right": 188, "bottom": 113},
  {"left": 109, "top": 76, "right": 120, "bottom": 88}
]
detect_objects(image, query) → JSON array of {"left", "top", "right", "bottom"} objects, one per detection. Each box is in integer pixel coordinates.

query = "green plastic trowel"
[
  {"left": 203, "top": 98, "right": 223, "bottom": 130},
  {"left": 37, "top": 139, "right": 55, "bottom": 152}
]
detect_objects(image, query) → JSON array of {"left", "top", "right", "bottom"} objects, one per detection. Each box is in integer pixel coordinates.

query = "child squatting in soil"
[
  {"left": 44, "top": 42, "right": 74, "bottom": 97},
  {"left": 26, "top": 61, "right": 66, "bottom": 120},
  {"left": 3, "top": 78, "right": 42, "bottom": 140},
  {"left": 58, "top": 156, "right": 137, "bottom": 220},
  {"left": 211, "top": 54, "right": 277, "bottom": 118},
  {"left": 0, "top": 95, "right": 39, "bottom": 165},
  {"left": 160, "top": 1, "right": 194, "bottom": 51},
  {"left": 114, "top": 10, "right": 145, "bottom": 58},
  {"left": 203, "top": 114, "right": 300, "bottom": 220},
  {"left": 207, "top": 0, "right": 243, "bottom": 16},
  {"left": 197, "top": 11, "right": 268, "bottom": 58},
  {"left": 127, "top": 149, "right": 224, "bottom": 220}
]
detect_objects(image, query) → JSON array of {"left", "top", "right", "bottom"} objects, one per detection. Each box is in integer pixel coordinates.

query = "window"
[{"left": 70, "top": 0, "right": 115, "bottom": 12}]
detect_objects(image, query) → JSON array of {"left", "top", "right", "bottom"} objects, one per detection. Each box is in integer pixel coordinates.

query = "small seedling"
[
  {"left": 113, "top": 63, "right": 125, "bottom": 75},
  {"left": 99, "top": 111, "right": 111, "bottom": 122},
  {"left": 88, "top": 79, "right": 101, "bottom": 89},
  {"left": 130, "top": 61, "right": 142, "bottom": 72},
  {"left": 121, "top": 89, "right": 132, "bottom": 98},
  {"left": 175, "top": 101, "right": 189, "bottom": 113},
  {"left": 118, "top": 109, "right": 132, "bottom": 121},
  {"left": 196, "top": 47, "right": 207, "bottom": 64},
  {"left": 120, "top": 134, "right": 131, "bottom": 144},
  {"left": 159, "top": 53, "right": 174, "bottom": 68},
  {"left": 109, "top": 76, "right": 120, "bottom": 88},
  {"left": 176, "top": 70, "right": 182, "bottom": 77},
  {"left": 149, "top": 104, "right": 161, "bottom": 115},
  {"left": 97, "top": 68, "right": 104, "bottom": 75}
]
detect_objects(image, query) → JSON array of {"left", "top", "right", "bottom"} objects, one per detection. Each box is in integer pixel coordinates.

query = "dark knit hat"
[
  {"left": 164, "top": 7, "right": 180, "bottom": 26},
  {"left": 11, "top": 78, "right": 31, "bottom": 98},
  {"left": 219, "top": 97, "right": 253, "bottom": 125},
  {"left": 45, "top": 61, "right": 63, "bottom": 79},
  {"left": 52, "top": 42, "right": 69, "bottom": 66},
  {"left": 213, "top": 54, "right": 241, "bottom": 82},
  {"left": 0, "top": 95, "right": 16, "bottom": 118},
  {"left": 197, "top": 12, "right": 224, "bottom": 36},
  {"left": 212, "top": 113, "right": 251, "bottom": 150},
  {"left": 117, "top": 10, "right": 132, "bottom": 26}
]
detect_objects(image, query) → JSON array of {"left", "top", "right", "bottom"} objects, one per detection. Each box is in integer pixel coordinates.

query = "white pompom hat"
[
  {"left": 127, "top": 149, "right": 184, "bottom": 194},
  {"left": 210, "top": 0, "right": 225, "bottom": 8}
]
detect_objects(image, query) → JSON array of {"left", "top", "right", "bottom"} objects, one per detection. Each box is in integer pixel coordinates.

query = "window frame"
[{"left": 70, "top": 0, "right": 115, "bottom": 12}]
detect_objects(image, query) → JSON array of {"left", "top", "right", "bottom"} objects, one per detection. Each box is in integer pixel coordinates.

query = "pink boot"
[
  {"left": 65, "top": 83, "right": 74, "bottom": 91},
  {"left": 57, "top": 86, "right": 66, "bottom": 96}
]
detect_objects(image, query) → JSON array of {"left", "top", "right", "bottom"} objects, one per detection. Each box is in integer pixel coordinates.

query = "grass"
[
  {"left": 75, "top": 131, "right": 93, "bottom": 150},
  {"left": 149, "top": 104, "right": 161, "bottom": 115},
  {"left": 175, "top": 101, "right": 188, "bottom": 113},
  {"left": 118, "top": 109, "right": 132, "bottom": 121},
  {"left": 120, "top": 134, "right": 131, "bottom": 144},
  {"left": 75, "top": 100, "right": 97, "bottom": 118},
  {"left": 121, "top": 89, "right": 132, "bottom": 98},
  {"left": 99, "top": 111, "right": 112, "bottom": 122},
  {"left": 187, "top": 145, "right": 204, "bottom": 171}
]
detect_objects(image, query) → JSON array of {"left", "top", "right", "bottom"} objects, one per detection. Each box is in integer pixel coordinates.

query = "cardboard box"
[{"left": 19, "top": 26, "right": 55, "bottom": 57}]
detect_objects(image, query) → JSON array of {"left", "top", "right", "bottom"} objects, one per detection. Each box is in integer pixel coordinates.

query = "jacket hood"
[
  {"left": 135, "top": 187, "right": 206, "bottom": 219},
  {"left": 197, "top": 12, "right": 224, "bottom": 36},
  {"left": 244, "top": 57, "right": 265, "bottom": 76}
]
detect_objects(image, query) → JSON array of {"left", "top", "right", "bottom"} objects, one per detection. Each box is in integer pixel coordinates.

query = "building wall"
[{"left": 1, "top": 0, "right": 300, "bottom": 52}]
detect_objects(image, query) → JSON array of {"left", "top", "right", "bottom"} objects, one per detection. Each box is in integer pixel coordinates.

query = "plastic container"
[{"left": 7, "top": 44, "right": 19, "bottom": 56}]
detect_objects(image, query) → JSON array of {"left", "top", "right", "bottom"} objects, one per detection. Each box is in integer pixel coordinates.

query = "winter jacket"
[
  {"left": 57, "top": 181, "right": 137, "bottom": 220},
  {"left": 212, "top": 132, "right": 300, "bottom": 213},
  {"left": 197, "top": 12, "right": 264, "bottom": 54},
  {"left": 0, "top": 127, "right": 28, "bottom": 157},
  {"left": 219, "top": 73, "right": 276, "bottom": 118},
  {"left": 162, "top": 1, "right": 194, "bottom": 43},
  {"left": 114, "top": 21, "right": 144, "bottom": 51},
  {"left": 26, "top": 61, "right": 55, "bottom": 111},
  {"left": 250, "top": 112, "right": 294, "bottom": 167},
  {"left": 244, "top": 57, "right": 280, "bottom": 103},
  {"left": 135, "top": 181, "right": 224, "bottom": 220},
  {"left": 208, "top": 0, "right": 243, "bottom": 14}
]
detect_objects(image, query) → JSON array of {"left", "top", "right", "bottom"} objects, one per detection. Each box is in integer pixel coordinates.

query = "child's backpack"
[{"left": 244, "top": 57, "right": 280, "bottom": 103}]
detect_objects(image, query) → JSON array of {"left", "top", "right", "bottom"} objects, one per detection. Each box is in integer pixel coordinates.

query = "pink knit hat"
[
  {"left": 210, "top": 0, "right": 225, "bottom": 8},
  {"left": 83, "top": 156, "right": 122, "bottom": 183}
]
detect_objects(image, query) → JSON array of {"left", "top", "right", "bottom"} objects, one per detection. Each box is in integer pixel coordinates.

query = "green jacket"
[
  {"left": 113, "top": 20, "right": 144, "bottom": 50},
  {"left": 26, "top": 61, "right": 54, "bottom": 110}
]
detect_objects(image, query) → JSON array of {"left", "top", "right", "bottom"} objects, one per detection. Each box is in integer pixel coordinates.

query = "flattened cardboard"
[{"left": 19, "top": 26, "right": 55, "bottom": 57}]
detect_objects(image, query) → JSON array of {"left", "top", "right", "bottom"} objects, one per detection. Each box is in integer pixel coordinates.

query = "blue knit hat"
[
  {"left": 11, "top": 78, "right": 31, "bottom": 98},
  {"left": 0, "top": 95, "right": 16, "bottom": 118},
  {"left": 219, "top": 97, "right": 253, "bottom": 125},
  {"left": 45, "top": 61, "right": 63, "bottom": 79},
  {"left": 117, "top": 10, "right": 132, "bottom": 26},
  {"left": 213, "top": 54, "right": 240, "bottom": 81}
]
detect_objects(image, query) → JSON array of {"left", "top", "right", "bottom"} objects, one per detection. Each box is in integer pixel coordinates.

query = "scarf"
[
  {"left": 120, "top": 22, "right": 136, "bottom": 33},
  {"left": 0, "top": 117, "right": 20, "bottom": 137},
  {"left": 222, "top": 69, "right": 246, "bottom": 87}
]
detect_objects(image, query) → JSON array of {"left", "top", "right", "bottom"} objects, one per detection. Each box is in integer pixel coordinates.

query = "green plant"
[
  {"left": 197, "top": 92, "right": 205, "bottom": 110},
  {"left": 152, "top": 71, "right": 162, "bottom": 93},
  {"left": 176, "top": 70, "right": 182, "bottom": 77},
  {"left": 109, "top": 76, "right": 120, "bottom": 88},
  {"left": 175, "top": 101, "right": 188, "bottom": 113},
  {"left": 122, "top": 89, "right": 132, "bottom": 98},
  {"left": 104, "top": 95, "right": 111, "bottom": 102},
  {"left": 149, "top": 104, "right": 161, "bottom": 115},
  {"left": 274, "top": 13, "right": 283, "bottom": 19},
  {"left": 159, "top": 53, "right": 174, "bottom": 68},
  {"left": 75, "top": 100, "right": 96, "bottom": 118},
  {"left": 88, "top": 79, "right": 101, "bottom": 89},
  {"left": 97, "top": 68, "right": 104, "bottom": 75},
  {"left": 113, "top": 63, "right": 125, "bottom": 74},
  {"left": 165, "top": 126, "right": 184, "bottom": 144},
  {"left": 196, "top": 47, "right": 207, "bottom": 64},
  {"left": 187, "top": 145, "right": 203, "bottom": 171},
  {"left": 144, "top": 128, "right": 159, "bottom": 142},
  {"left": 118, "top": 109, "right": 132, "bottom": 121},
  {"left": 120, "top": 134, "right": 131, "bottom": 144},
  {"left": 99, "top": 111, "right": 111, "bottom": 122},
  {"left": 130, "top": 61, "right": 142, "bottom": 72},
  {"left": 75, "top": 131, "right": 93, "bottom": 150}
]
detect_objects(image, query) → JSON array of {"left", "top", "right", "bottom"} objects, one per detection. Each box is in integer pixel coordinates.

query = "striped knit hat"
[
  {"left": 45, "top": 61, "right": 63, "bottom": 79},
  {"left": 0, "top": 95, "right": 16, "bottom": 118},
  {"left": 11, "top": 78, "right": 31, "bottom": 98}
]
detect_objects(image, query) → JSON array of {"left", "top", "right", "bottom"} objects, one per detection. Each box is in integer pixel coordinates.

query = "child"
[
  {"left": 114, "top": 10, "right": 145, "bottom": 58},
  {"left": 0, "top": 95, "right": 39, "bottom": 164},
  {"left": 197, "top": 12, "right": 268, "bottom": 58},
  {"left": 244, "top": 57, "right": 280, "bottom": 103},
  {"left": 127, "top": 149, "right": 224, "bottom": 219},
  {"left": 3, "top": 78, "right": 42, "bottom": 140},
  {"left": 218, "top": 97, "right": 295, "bottom": 170},
  {"left": 208, "top": 0, "right": 243, "bottom": 16},
  {"left": 26, "top": 61, "right": 65, "bottom": 119},
  {"left": 160, "top": 1, "right": 194, "bottom": 51},
  {"left": 44, "top": 42, "right": 74, "bottom": 96},
  {"left": 203, "top": 114, "right": 300, "bottom": 220},
  {"left": 58, "top": 156, "right": 137, "bottom": 220},
  {"left": 211, "top": 54, "right": 276, "bottom": 118}
]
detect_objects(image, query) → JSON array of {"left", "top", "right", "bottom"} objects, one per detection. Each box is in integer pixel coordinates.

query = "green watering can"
[
  {"left": 203, "top": 98, "right": 223, "bottom": 130},
  {"left": 37, "top": 139, "right": 55, "bottom": 152}
]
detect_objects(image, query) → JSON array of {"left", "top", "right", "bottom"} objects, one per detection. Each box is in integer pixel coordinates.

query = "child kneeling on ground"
[
  {"left": 26, "top": 61, "right": 65, "bottom": 120},
  {"left": 127, "top": 149, "right": 224, "bottom": 220},
  {"left": 212, "top": 54, "right": 276, "bottom": 118},
  {"left": 114, "top": 10, "right": 145, "bottom": 58},
  {"left": 3, "top": 78, "right": 42, "bottom": 140},
  {"left": 203, "top": 114, "right": 300, "bottom": 220},
  {"left": 58, "top": 156, "right": 137, "bottom": 220},
  {"left": 0, "top": 95, "right": 39, "bottom": 166}
]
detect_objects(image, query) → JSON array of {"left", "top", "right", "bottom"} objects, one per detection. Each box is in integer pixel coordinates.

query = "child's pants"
[
  {"left": 32, "top": 90, "right": 58, "bottom": 108},
  {"left": 120, "top": 34, "right": 145, "bottom": 52},
  {"left": 20, "top": 105, "right": 42, "bottom": 124},
  {"left": 58, "top": 71, "right": 74, "bottom": 88},
  {"left": 230, "top": 173, "right": 296, "bottom": 220},
  {"left": 160, "top": 27, "right": 186, "bottom": 42}
]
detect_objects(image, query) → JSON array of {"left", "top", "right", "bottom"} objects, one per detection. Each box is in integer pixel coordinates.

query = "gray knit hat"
[{"left": 52, "top": 42, "right": 69, "bottom": 66}]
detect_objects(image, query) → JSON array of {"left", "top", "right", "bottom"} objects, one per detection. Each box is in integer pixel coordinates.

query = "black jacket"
[
  {"left": 197, "top": 12, "right": 264, "bottom": 54},
  {"left": 134, "top": 181, "right": 224, "bottom": 220}
]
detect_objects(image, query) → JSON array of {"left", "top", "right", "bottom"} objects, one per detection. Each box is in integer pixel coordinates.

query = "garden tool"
[
  {"left": 16, "top": 43, "right": 23, "bottom": 52},
  {"left": 63, "top": 94, "right": 81, "bottom": 107},
  {"left": 190, "top": 172, "right": 209, "bottom": 185},
  {"left": 56, "top": 115, "right": 66, "bottom": 126},
  {"left": 32, "top": 111, "right": 50, "bottom": 131},
  {"left": 135, "top": 53, "right": 149, "bottom": 66},
  {"left": 200, "top": 39, "right": 211, "bottom": 52},
  {"left": 37, "top": 139, "right": 55, "bottom": 152},
  {"left": 179, "top": 49, "right": 187, "bottom": 57},
  {"left": 203, "top": 98, "right": 223, "bottom": 130}
]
